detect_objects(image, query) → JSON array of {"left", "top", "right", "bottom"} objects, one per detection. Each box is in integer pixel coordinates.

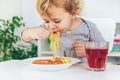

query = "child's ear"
[{"left": 71, "top": 10, "right": 79, "bottom": 19}]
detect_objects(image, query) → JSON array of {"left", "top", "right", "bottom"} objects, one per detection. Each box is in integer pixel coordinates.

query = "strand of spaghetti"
[
  {"left": 50, "top": 32, "right": 60, "bottom": 59},
  {"left": 56, "top": 32, "right": 60, "bottom": 51},
  {"left": 50, "top": 33, "right": 55, "bottom": 58}
]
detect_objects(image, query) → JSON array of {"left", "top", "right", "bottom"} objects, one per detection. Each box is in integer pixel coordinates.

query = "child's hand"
[
  {"left": 32, "top": 27, "right": 50, "bottom": 41},
  {"left": 22, "top": 27, "right": 50, "bottom": 42},
  {"left": 73, "top": 41, "right": 86, "bottom": 57}
]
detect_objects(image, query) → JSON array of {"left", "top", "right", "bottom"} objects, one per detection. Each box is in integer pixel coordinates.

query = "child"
[{"left": 21, "top": 0, "right": 105, "bottom": 60}]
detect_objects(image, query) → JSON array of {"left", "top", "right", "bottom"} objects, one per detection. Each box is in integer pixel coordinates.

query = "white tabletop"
[{"left": 0, "top": 60, "right": 120, "bottom": 80}]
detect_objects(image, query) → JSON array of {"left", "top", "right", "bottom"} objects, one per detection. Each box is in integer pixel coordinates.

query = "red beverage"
[{"left": 85, "top": 48, "right": 108, "bottom": 68}]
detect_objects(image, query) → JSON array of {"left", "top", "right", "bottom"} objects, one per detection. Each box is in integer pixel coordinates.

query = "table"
[{"left": 0, "top": 60, "right": 120, "bottom": 80}]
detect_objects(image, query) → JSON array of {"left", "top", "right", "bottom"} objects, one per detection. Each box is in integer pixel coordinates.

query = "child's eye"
[
  {"left": 54, "top": 20, "right": 61, "bottom": 23},
  {"left": 45, "top": 21, "right": 49, "bottom": 23}
]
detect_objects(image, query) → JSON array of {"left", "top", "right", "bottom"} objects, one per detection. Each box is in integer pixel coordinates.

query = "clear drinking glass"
[{"left": 85, "top": 41, "right": 109, "bottom": 71}]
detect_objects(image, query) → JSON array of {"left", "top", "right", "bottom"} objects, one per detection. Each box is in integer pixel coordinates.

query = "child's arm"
[
  {"left": 21, "top": 27, "right": 50, "bottom": 42},
  {"left": 73, "top": 41, "right": 86, "bottom": 57}
]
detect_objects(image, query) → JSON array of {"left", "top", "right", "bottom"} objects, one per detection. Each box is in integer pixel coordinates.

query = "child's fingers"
[
  {"left": 73, "top": 41, "right": 84, "bottom": 47},
  {"left": 74, "top": 45, "right": 85, "bottom": 52},
  {"left": 74, "top": 41, "right": 86, "bottom": 57},
  {"left": 37, "top": 34, "right": 45, "bottom": 41},
  {"left": 32, "top": 28, "right": 50, "bottom": 41},
  {"left": 74, "top": 47, "right": 86, "bottom": 57},
  {"left": 36, "top": 32, "right": 49, "bottom": 41},
  {"left": 40, "top": 28, "right": 50, "bottom": 39},
  {"left": 33, "top": 35, "right": 42, "bottom": 41},
  {"left": 75, "top": 51, "right": 86, "bottom": 57}
]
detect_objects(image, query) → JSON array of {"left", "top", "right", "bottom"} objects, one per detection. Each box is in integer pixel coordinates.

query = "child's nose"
[
  {"left": 46, "top": 22, "right": 57, "bottom": 33},
  {"left": 48, "top": 22, "right": 56, "bottom": 29}
]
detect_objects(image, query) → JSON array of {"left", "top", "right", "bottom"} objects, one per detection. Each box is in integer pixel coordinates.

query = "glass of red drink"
[{"left": 85, "top": 41, "right": 109, "bottom": 71}]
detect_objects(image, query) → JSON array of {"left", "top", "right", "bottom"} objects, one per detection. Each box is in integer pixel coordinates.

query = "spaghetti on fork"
[
  {"left": 49, "top": 32, "right": 72, "bottom": 64},
  {"left": 50, "top": 32, "right": 60, "bottom": 59}
]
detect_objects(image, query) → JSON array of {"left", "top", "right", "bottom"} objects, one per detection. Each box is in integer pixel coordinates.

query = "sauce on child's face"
[{"left": 40, "top": 5, "right": 75, "bottom": 34}]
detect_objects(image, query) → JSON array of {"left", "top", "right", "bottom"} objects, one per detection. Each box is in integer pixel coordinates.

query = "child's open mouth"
[{"left": 53, "top": 29, "right": 64, "bottom": 34}]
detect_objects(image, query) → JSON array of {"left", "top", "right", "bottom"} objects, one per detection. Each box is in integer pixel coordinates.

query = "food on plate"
[
  {"left": 32, "top": 57, "right": 72, "bottom": 65},
  {"left": 32, "top": 59, "right": 53, "bottom": 64},
  {"left": 60, "top": 57, "right": 72, "bottom": 63},
  {"left": 50, "top": 32, "right": 60, "bottom": 58}
]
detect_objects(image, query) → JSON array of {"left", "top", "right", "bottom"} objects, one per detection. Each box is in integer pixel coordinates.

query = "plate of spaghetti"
[{"left": 24, "top": 56, "right": 81, "bottom": 71}]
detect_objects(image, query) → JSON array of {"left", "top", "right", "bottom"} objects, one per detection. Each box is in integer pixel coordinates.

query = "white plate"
[{"left": 23, "top": 56, "right": 81, "bottom": 71}]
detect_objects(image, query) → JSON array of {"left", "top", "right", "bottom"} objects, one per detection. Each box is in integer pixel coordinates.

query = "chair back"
[{"left": 87, "top": 18, "right": 116, "bottom": 52}]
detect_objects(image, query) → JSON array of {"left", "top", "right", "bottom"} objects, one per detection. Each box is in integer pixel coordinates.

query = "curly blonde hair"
[{"left": 36, "top": 0, "right": 84, "bottom": 16}]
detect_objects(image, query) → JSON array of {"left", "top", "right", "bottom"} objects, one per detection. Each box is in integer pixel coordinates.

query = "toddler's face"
[{"left": 40, "top": 5, "right": 75, "bottom": 34}]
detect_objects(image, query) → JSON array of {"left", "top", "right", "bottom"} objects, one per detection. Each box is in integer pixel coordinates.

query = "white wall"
[
  {"left": 0, "top": 0, "right": 120, "bottom": 23},
  {"left": 83, "top": 0, "right": 120, "bottom": 23},
  {"left": 0, "top": 0, "right": 23, "bottom": 39},
  {"left": 0, "top": 0, "right": 22, "bottom": 19},
  {"left": 22, "top": 0, "right": 43, "bottom": 27},
  {"left": 0, "top": 0, "right": 31, "bottom": 47}
]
